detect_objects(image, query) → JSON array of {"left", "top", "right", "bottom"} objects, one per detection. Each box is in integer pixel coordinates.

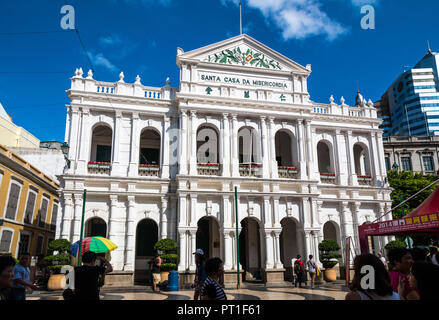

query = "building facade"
[
  {"left": 0, "top": 144, "right": 59, "bottom": 258},
  {"left": 383, "top": 136, "right": 439, "bottom": 174},
  {"left": 376, "top": 50, "right": 439, "bottom": 137},
  {"left": 58, "top": 35, "right": 392, "bottom": 285}
]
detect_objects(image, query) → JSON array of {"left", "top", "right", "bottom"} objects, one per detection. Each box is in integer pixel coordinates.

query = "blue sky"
[{"left": 0, "top": 0, "right": 438, "bottom": 142}]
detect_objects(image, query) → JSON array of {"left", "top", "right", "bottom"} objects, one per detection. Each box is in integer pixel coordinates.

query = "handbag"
[{"left": 315, "top": 264, "right": 320, "bottom": 277}]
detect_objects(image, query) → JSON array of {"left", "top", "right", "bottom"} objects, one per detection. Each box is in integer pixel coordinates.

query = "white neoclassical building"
[{"left": 57, "top": 34, "right": 393, "bottom": 286}]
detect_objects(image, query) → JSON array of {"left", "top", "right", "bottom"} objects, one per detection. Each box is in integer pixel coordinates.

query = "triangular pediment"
[{"left": 178, "top": 34, "right": 310, "bottom": 74}]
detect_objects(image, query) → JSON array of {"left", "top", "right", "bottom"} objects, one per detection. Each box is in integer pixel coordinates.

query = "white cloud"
[
  {"left": 99, "top": 35, "right": 122, "bottom": 46},
  {"left": 351, "top": 0, "right": 379, "bottom": 6},
  {"left": 88, "top": 51, "right": 118, "bottom": 72},
  {"left": 222, "top": 0, "right": 348, "bottom": 41}
]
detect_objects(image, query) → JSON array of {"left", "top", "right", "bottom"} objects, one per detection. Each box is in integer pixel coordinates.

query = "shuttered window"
[
  {"left": 50, "top": 203, "right": 58, "bottom": 231},
  {"left": 36, "top": 236, "right": 44, "bottom": 255},
  {"left": 0, "top": 230, "right": 13, "bottom": 252},
  {"left": 17, "top": 233, "right": 30, "bottom": 257},
  {"left": 38, "top": 198, "right": 49, "bottom": 228},
  {"left": 5, "top": 183, "right": 21, "bottom": 220},
  {"left": 24, "top": 192, "right": 37, "bottom": 224}
]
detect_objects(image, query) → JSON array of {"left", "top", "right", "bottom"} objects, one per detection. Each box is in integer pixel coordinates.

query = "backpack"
[{"left": 294, "top": 261, "right": 301, "bottom": 273}]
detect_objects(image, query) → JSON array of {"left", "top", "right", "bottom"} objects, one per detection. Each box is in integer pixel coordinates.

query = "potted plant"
[
  {"left": 319, "top": 239, "right": 342, "bottom": 282},
  {"left": 43, "top": 239, "right": 72, "bottom": 291},
  {"left": 384, "top": 239, "right": 407, "bottom": 258},
  {"left": 154, "top": 238, "right": 178, "bottom": 284}
]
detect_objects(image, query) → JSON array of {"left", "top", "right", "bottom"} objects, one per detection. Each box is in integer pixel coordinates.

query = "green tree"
[{"left": 387, "top": 170, "right": 437, "bottom": 219}]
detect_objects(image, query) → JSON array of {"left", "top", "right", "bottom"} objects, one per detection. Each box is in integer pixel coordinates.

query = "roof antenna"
[
  {"left": 240, "top": 2, "right": 243, "bottom": 35},
  {"left": 427, "top": 40, "right": 432, "bottom": 53}
]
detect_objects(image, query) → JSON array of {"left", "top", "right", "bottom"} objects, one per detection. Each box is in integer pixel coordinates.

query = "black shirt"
[
  {"left": 152, "top": 258, "right": 161, "bottom": 274},
  {"left": 74, "top": 266, "right": 104, "bottom": 300}
]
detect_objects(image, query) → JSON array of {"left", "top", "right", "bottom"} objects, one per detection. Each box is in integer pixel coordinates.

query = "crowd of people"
[{"left": 346, "top": 246, "right": 439, "bottom": 300}]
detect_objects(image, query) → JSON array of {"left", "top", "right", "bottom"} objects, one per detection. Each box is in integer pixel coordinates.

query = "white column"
[
  {"left": 302, "top": 197, "right": 311, "bottom": 229},
  {"left": 161, "top": 116, "right": 171, "bottom": 179},
  {"left": 310, "top": 199, "right": 319, "bottom": 228},
  {"left": 222, "top": 113, "right": 231, "bottom": 177},
  {"left": 305, "top": 120, "right": 315, "bottom": 180},
  {"left": 231, "top": 114, "right": 239, "bottom": 177},
  {"left": 72, "top": 193, "right": 83, "bottom": 242},
  {"left": 111, "top": 111, "right": 122, "bottom": 176},
  {"left": 189, "top": 110, "right": 198, "bottom": 175},
  {"left": 189, "top": 230, "right": 197, "bottom": 270},
  {"left": 68, "top": 107, "right": 80, "bottom": 173},
  {"left": 223, "top": 195, "right": 231, "bottom": 228},
  {"left": 260, "top": 116, "right": 270, "bottom": 178},
  {"left": 369, "top": 132, "right": 380, "bottom": 185},
  {"left": 376, "top": 132, "right": 387, "bottom": 183},
  {"left": 378, "top": 203, "right": 389, "bottom": 245},
  {"left": 265, "top": 232, "right": 274, "bottom": 269},
  {"left": 304, "top": 231, "right": 311, "bottom": 258},
  {"left": 124, "top": 196, "right": 135, "bottom": 271},
  {"left": 189, "top": 194, "right": 197, "bottom": 227},
  {"left": 297, "top": 119, "right": 307, "bottom": 180},
  {"left": 313, "top": 232, "right": 321, "bottom": 267},
  {"left": 268, "top": 117, "right": 278, "bottom": 178},
  {"left": 223, "top": 231, "right": 233, "bottom": 270},
  {"left": 274, "top": 231, "right": 281, "bottom": 268},
  {"left": 179, "top": 110, "right": 188, "bottom": 175},
  {"left": 263, "top": 196, "right": 272, "bottom": 228},
  {"left": 353, "top": 202, "right": 361, "bottom": 250},
  {"left": 78, "top": 108, "right": 90, "bottom": 174},
  {"left": 346, "top": 131, "right": 358, "bottom": 186},
  {"left": 178, "top": 194, "right": 187, "bottom": 227},
  {"left": 316, "top": 201, "right": 323, "bottom": 226},
  {"left": 61, "top": 194, "right": 73, "bottom": 241},
  {"left": 128, "top": 112, "right": 139, "bottom": 177},
  {"left": 160, "top": 197, "right": 168, "bottom": 239},
  {"left": 108, "top": 195, "right": 125, "bottom": 270},
  {"left": 334, "top": 130, "right": 347, "bottom": 185},
  {"left": 272, "top": 197, "right": 280, "bottom": 228},
  {"left": 178, "top": 231, "right": 187, "bottom": 271}
]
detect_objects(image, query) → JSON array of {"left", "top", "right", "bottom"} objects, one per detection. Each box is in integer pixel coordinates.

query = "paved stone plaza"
[{"left": 27, "top": 282, "right": 349, "bottom": 300}]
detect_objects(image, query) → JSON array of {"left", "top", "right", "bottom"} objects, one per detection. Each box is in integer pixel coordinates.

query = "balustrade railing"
[
  {"left": 320, "top": 172, "right": 337, "bottom": 184},
  {"left": 239, "top": 164, "right": 262, "bottom": 177},
  {"left": 88, "top": 161, "right": 111, "bottom": 174},
  {"left": 138, "top": 164, "right": 161, "bottom": 177},
  {"left": 278, "top": 166, "right": 299, "bottom": 179},
  {"left": 197, "top": 163, "right": 221, "bottom": 176}
]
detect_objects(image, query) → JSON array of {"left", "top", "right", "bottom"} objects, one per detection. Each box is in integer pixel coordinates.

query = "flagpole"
[
  {"left": 239, "top": 2, "right": 243, "bottom": 35},
  {"left": 77, "top": 189, "right": 87, "bottom": 266}
]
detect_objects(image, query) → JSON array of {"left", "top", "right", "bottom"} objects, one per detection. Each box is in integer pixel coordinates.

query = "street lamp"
[
  {"left": 61, "top": 142, "right": 71, "bottom": 169},
  {"left": 392, "top": 162, "right": 399, "bottom": 172}
]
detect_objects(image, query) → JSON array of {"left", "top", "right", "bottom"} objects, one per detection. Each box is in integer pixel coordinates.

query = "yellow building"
[
  {"left": 0, "top": 144, "right": 59, "bottom": 258},
  {"left": 0, "top": 102, "right": 40, "bottom": 148}
]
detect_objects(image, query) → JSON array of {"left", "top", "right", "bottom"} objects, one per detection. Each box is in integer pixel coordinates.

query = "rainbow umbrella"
[{"left": 70, "top": 237, "right": 117, "bottom": 258}]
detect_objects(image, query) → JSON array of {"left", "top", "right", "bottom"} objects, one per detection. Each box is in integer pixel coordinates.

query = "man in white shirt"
[{"left": 378, "top": 252, "right": 388, "bottom": 271}]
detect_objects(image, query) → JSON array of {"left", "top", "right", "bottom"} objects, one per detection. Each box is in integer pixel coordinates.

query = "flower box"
[
  {"left": 357, "top": 175, "right": 372, "bottom": 181},
  {"left": 139, "top": 164, "right": 161, "bottom": 172},
  {"left": 88, "top": 162, "right": 111, "bottom": 169},
  {"left": 278, "top": 166, "right": 299, "bottom": 174},
  {"left": 197, "top": 163, "right": 220, "bottom": 170}
]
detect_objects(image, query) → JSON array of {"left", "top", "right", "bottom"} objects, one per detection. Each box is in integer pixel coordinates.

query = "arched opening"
[
  {"left": 238, "top": 127, "right": 261, "bottom": 176},
  {"left": 323, "top": 221, "right": 342, "bottom": 264},
  {"left": 275, "top": 131, "right": 293, "bottom": 166},
  {"left": 197, "top": 126, "right": 219, "bottom": 164},
  {"left": 196, "top": 217, "right": 221, "bottom": 259},
  {"left": 84, "top": 217, "right": 107, "bottom": 238},
  {"left": 317, "top": 141, "right": 333, "bottom": 174},
  {"left": 134, "top": 219, "right": 158, "bottom": 284},
  {"left": 280, "top": 218, "right": 303, "bottom": 281},
  {"left": 90, "top": 125, "right": 113, "bottom": 163},
  {"left": 354, "top": 143, "right": 371, "bottom": 176},
  {"left": 239, "top": 217, "right": 262, "bottom": 282},
  {"left": 139, "top": 128, "right": 161, "bottom": 165}
]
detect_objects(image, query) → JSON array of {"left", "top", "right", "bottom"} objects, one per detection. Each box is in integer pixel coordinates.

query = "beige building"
[
  {"left": 383, "top": 136, "right": 439, "bottom": 174},
  {"left": 0, "top": 102, "right": 40, "bottom": 149}
]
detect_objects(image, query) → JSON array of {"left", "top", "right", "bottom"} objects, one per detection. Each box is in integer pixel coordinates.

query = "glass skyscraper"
[{"left": 377, "top": 50, "right": 439, "bottom": 137}]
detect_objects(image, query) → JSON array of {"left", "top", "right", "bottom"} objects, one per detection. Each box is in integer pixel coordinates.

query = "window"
[
  {"left": 385, "top": 157, "right": 391, "bottom": 171},
  {"left": 50, "top": 203, "right": 58, "bottom": 231},
  {"left": 0, "top": 230, "right": 13, "bottom": 252},
  {"left": 36, "top": 235, "right": 44, "bottom": 255},
  {"left": 139, "top": 148, "right": 160, "bottom": 165},
  {"left": 17, "top": 233, "right": 30, "bottom": 257},
  {"left": 5, "top": 182, "right": 21, "bottom": 220},
  {"left": 96, "top": 145, "right": 112, "bottom": 163},
  {"left": 423, "top": 156, "right": 435, "bottom": 172},
  {"left": 401, "top": 157, "right": 412, "bottom": 171},
  {"left": 24, "top": 191, "right": 37, "bottom": 224},
  {"left": 38, "top": 198, "right": 49, "bottom": 228}
]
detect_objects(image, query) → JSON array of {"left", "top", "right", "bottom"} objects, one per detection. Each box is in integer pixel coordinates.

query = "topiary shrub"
[
  {"left": 319, "top": 239, "right": 342, "bottom": 269},
  {"left": 154, "top": 239, "right": 178, "bottom": 272},
  {"left": 44, "top": 239, "right": 72, "bottom": 273},
  {"left": 385, "top": 240, "right": 407, "bottom": 250}
]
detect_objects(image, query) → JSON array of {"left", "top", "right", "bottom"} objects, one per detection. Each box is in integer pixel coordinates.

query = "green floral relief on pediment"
[{"left": 204, "top": 46, "right": 282, "bottom": 70}]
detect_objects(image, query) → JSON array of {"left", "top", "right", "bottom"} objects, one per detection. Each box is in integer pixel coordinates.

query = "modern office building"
[
  {"left": 376, "top": 50, "right": 439, "bottom": 137},
  {"left": 58, "top": 34, "right": 392, "bottom": 286}
]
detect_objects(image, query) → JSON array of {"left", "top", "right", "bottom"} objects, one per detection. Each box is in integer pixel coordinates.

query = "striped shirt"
[{"left": 201, "top": 277, "right": 227, "bottom": 300}]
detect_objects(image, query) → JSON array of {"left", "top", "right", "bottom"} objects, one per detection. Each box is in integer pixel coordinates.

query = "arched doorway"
[
  {"left": 323, "top": 221, "right": 342, "bottom": 263},
  {"left": 196, "top": 217, "right": 221, "bottom": 259},
  {"left": 84, "top": 218, "right": 107, "bottom": 238},
  {"left": 134, "top": 219, "right": 158, "bottom": 284},
  {"left": 354, "top": 143, "right": 371, "bottom": 176},
  {"left": 280, "top": 218, "right": 303, "bottom": 281},
  {"left": 239, "top": 217, "right": 262, "bottom": 282}
]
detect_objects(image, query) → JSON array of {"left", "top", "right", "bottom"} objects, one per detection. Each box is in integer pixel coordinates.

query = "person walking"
[
  {"left": 0, "top": 255, "right": 16, "bottom": 300},
  {"left": 388, "top": 248, "right": 419, "bottom": 300},
  {"left": 294, "top": 255, "right": 306, "bottom": 288},
  {"left": 151, "top": 254, "right": 162, "bottom": 292},
  {"left": 345, "top": 254, "right": 400, "bottom": 300},
  {"left": 201, "top": 258, "right": 227, "bottom": 300},
  {"left": 12, "top": 253, "right": 37, "bottom": 300},
  {"left": 398, "top": 261, "right": 439, "bottom": 300},
  {"left": 306, "top": 255, "right": 317, "bottom": 288},
  {"left": 192, "top": 249, "right": 207, "bottom": 300},
  {"left": 73, "top": 251, "right": 103, "bottom": 300}
]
